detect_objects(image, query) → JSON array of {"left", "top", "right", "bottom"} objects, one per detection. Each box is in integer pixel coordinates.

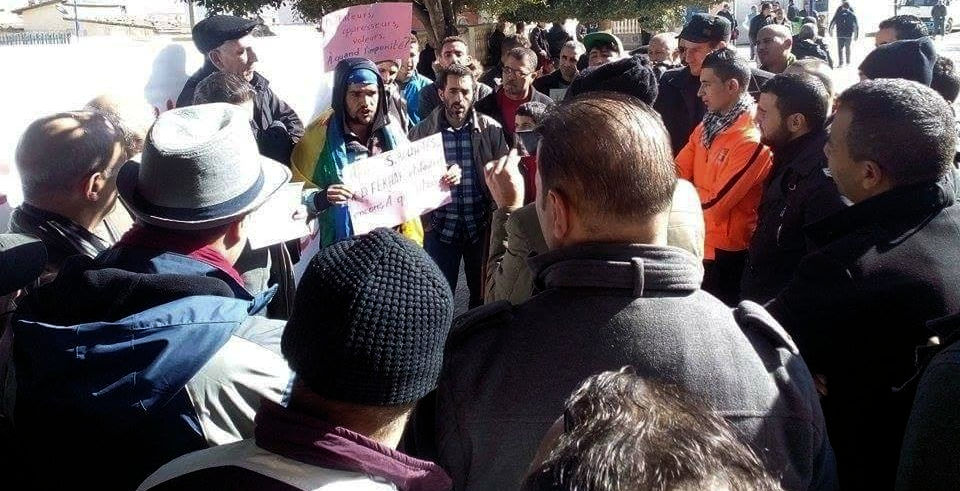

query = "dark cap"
[
  {"left": 566, "top": 55, "right": 659, "bottom": 105},
  {"left": 678, "top": 14, "right": 731, "bottom": 44},
  {"left": 192, "top": 15, "right": 259, "bottom": 54},
  {"left": 860, "top": 37, "right": 937, "bottom": 87},
  {"left": 0, "top": 234, "right": 46, "bottom": 297},
  {"left": 583, "top": 32, "right": 625, "bottom": 54}
]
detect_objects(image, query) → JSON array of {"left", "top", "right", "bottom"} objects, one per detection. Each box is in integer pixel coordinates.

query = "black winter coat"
[
  {"left": 177, "top": 62, "right": 305, "bottom": 165},
  {"left": 741, "top": 130, "right": 846, "bottom": 303},
  {"left": 767, "top": 177, "right": 960, "bottom": 489},
  {"left": 654, "top": 66, "right": 773, "bottom": 155},
  {"left": 792, "top": 37, "right": 834, "bottom": 67}
]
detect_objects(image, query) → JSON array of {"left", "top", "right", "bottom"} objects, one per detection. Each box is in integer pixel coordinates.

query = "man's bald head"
[
  {"left": 757, "top": 24, "right": 795, "bottom": 73},
  {"left": 85, "top": 94, "right": 156, "bottom": 156},
  {"left": 784, "top": 58, "right": 835, "bottom": 99},
  {"left": 16, "top": 111, "right": 125, "bottom": 203},
  {"left": 649, "top": 33, "right": 678, "bottom": 64}
]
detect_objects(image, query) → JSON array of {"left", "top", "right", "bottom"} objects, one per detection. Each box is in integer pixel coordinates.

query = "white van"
[{"left": 899, "top": 0, "right": 959, "bottom": 33}]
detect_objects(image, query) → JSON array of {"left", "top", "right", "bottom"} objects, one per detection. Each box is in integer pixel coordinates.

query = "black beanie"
[
  {"left": 282, "top": 228, "right": 454, "bottom": 406},
  {"left": 860, "top": 37, "right": 937, "bottom": 87},
  {"left": 565, "top": 55, "right": 659, "bottom": 105}
]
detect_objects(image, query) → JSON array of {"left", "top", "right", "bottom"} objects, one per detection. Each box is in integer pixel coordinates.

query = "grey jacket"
[
  {"left": 436, "top": 243, "right": 837, "bottom": 491},
  {"left": 485, "top": 179, "right": 706, "bottom": 304},
  {"left": 409, "top": 107, "right": 510, "bottom": 202}
]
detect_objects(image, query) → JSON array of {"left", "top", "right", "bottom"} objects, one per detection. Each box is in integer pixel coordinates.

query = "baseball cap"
[
  {"left": 678, "top": 14, "right": 732, "bottom": 44},
  {"left": 583, "top": 32, "right": 625, "bottom": 54},
  {"left": 0, "top": 234, "right": 47, "bottom": 297}
]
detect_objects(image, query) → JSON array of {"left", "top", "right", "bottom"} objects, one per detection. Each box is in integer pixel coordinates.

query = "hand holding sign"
[{"left": 442, "top": 165, "right": 462, "bottom": 188}]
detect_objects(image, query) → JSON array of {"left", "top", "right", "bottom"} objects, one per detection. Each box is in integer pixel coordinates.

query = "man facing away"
[
  {"left": 139, "top": 229, "right": 455, "bottom": 491},
  {"left": 656, "top": 14, "right": 773, "bottom": 156},
  {"left": 425, "top": 93, "right": 836, "bottom": 491},
  {"left": 12, "top": 103, "right": 294, "bottom": 490},
  {"left": 409, "top": 63, "right": 509, "bottom": 309},
  {"left": 177, "top": 15, "right": 303, "bottom": 164},
  {"left": 11, "top": 111, "right": 129, "bottom": 277},
  {"left": 766, "top": 79, "right": 960, "bottom": 488},
  {"left": 676, "top": 48, "right": 774, "bottom": 306},
  {"left": 828, "top": 2, "right": 859, "bottom": 67},
  {"left": 741, "top": 73, "right": 846, "bottom": 303}
]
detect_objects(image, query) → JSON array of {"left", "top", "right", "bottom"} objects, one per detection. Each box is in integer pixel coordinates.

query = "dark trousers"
[
  {"left": 424, "top": 230, "right": 485, "bottom": 309},
  {"left": 837, "top": 37, "right": 852, "bottom": 66},
  {"left": 935, "top": 18, "right": 946, "bottom": 37},
  {"left": 702, "top": 249, "right": 748, "bottom": 307}
]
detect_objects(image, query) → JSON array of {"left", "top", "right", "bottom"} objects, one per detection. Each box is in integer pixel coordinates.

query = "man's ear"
[
  {"left": 727, "top": 78, "right": 741, "bottom": 94},
  {"left": 784, "top": 37, "right": 794, "bottom": 49},
  {"left": 547, "top": 189, "right": 571, "bottom": 244},
  {"left": 208, "top": 48, "right": 223, "bottom": 71},
  {"left": 861, "top": 160, "right": 886, "bottom": 193},
  {"left": 82, "top": 171, "right": 107, "bottom": 202},
  {"left": 788, "top": 113, "right": 807, "bottom": 133}
]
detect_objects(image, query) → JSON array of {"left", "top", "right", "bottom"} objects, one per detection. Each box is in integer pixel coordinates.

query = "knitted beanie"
[
  {"left": 281, "top": 228, "right": 454, "bottom": 406},
  {"left": 566, "top": 55, "right": 659, "bottom": 105},
  {"left": 859, "top": 37, "right": 937, "bottom": 87}
]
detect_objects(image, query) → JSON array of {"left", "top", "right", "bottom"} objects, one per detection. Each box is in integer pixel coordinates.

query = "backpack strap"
[{"left": 703, "top": 142, "right": 765, "bottom": 210}]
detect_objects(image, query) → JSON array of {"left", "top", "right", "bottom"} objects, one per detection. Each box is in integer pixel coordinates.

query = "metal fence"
[{"left": 0, "top": 31, "right": 73, "bottom": 46}]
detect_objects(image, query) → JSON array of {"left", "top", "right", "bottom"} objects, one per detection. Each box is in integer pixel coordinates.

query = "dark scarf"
[
  {"left": 9, "top": 203, "right": 113, "bottom": 266},
  {"left": 702, "top": 93, "right": 753, "bottom": 149}
]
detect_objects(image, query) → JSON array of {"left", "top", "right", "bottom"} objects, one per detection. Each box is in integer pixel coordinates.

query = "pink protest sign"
[
  {"left": 341, "top": 134, "right": 452, "bottom": 235},
  {"left": 321, "top": 3, "right": 413, "bottom": 72}
]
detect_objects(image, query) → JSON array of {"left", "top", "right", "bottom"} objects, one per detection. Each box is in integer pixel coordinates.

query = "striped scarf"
[{"left": 702, "top": 93, "right": 753, "bottom": 149}]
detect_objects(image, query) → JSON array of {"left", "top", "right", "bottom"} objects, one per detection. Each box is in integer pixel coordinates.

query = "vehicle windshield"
[{"left": 901, "top": 0, "right": 943, "bottom": 7}]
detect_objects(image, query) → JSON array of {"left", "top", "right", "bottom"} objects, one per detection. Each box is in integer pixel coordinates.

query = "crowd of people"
[{"left": 2, "top": 3, "right": 960, "bottom": 490}]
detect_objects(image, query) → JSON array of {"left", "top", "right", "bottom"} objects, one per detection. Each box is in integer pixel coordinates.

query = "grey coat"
[{"left": 435, "top": 243, "right": 837, "bottom": 491}]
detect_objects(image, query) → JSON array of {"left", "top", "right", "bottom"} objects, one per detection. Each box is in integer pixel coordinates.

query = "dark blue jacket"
[{"left": 12, "top": 246, "right": 290, "bottom": 490}]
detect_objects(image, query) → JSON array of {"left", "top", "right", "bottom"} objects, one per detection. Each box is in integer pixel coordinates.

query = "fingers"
[{"left": 326, "top": 184, "right": 354, "bottom": 204}]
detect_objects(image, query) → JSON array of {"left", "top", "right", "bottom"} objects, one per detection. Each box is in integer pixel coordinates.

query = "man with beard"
[
  {"left": 757, "top": 24, "right": 797, "bottom": 73},
  {"left": 409, "top": 64, "right": 510, "bottom": 308},
  {"left": 656, "top": 14, "right": 773, "bottom": 156},
  {"left": 476, "top": 47, "right": 553, "bottom": 145},
  {"left": 177, "top": 15, "right": 303, "bottom": 165},
  {"left": 292, "top": 58, "right": 427, "bottom": 247},
  {"left": 533, "top": 40, "right": 585, "bottom": 98},
  {"left": 741, "top": 73, "right": 846, "bottom": 303}
]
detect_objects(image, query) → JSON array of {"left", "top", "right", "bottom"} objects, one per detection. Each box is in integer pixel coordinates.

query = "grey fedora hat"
[{"left": 117, "top": 103, "right": 291, "bottom": 230}]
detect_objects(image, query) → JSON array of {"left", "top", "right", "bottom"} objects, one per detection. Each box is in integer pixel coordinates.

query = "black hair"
[
  {"left": 838, "top": 79, "right": 956, "bottom": 185},
  {"left": 761, "top": 73, "right": 830, "bottom": 132},
  {"left": 931, "top": 56, "right": 960, "bottom": 103},
  {"left": 193, "top": 71, "right": 255, "bottom": 105},
  {"left": 435, "top": 63, "right": 474, "bottom": 90},
  {"left": 878, "top": 15, "right": 929, "bottom": 40},
  {"left": 702, "top": 48, "right": 751, "bottom": 90},
  {"left": 517, "top": 101, "right": 548, "bottom": 123},
  {"left": 522, "top": 367, "right": 782, "bottom": 491},
  {"left": 502, "top": 33, "right": 531, "bottom": 52},
  {"left": 507, "top": 46, "right": 538, "bottom": 71}
]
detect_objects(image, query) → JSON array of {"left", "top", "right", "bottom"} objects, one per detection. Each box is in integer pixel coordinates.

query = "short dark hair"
[
  {"left": 878, "top": 15, "right": 929, "bottom": 40},
  {"left": 535, "top": 93, "right": 676, "bottom": 225},
  {"left": 507, "top": 46, "right": 538, "bottom": 71},
  {"left": 194, "top": 71, "right": 255, "bottom": 105},
  {"left": 435, "top": 63, "right": 474, "bottom": 90},
  {"left": 440, "top": 35, "right": 468, "bottom": 50},
  {"left": 761, "top": 1, "right": 773, "bottom": 11},
  {"left": 702, "top": 48, "right": 751, "bottom": 90},
  {"left": 838, "top": 79, "right": 956, "bottom": 185},
  {"left": 503, "top": 33, "right": 531, "bottom": 52},
  {"left": 589, "top": 41, "right": 620, "bottom": 54},
  {"left": 522, "top": 368, "right": 782, "bottom": 491},
  {"left": 517, "top": 101, "right": 548, "bottom": 123},
  {"left": 761, "top": 73, "right": 830, "bottom": 132},
  {"left": 931, "top": 56, "right": 960, "bottom": 103}
]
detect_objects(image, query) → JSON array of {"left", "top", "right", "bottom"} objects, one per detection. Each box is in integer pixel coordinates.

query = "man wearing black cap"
[
  {"left": 655, "top": 13, "right": 773, "bottom": 156},
  {"left": 860, "top": 37, "right": 938, "bottom": 87},
  {"left": 177, "top": 15, "right": 304, "bottom": 165}
]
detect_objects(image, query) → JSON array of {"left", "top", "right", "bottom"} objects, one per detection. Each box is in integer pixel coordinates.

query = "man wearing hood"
[
  {"left": 177, "top": 15, "right": 304, "bottom": 165},
  {"left": 859, "top": 37, "right": 938, "bottom": 87},
  {"left": 291, "top": 58, "right": 427, "bottom": 248}
]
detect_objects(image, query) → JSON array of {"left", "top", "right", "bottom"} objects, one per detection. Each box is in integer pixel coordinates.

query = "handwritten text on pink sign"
[{"left": 321, "top": 3, "right": 413, "bottom": 71}]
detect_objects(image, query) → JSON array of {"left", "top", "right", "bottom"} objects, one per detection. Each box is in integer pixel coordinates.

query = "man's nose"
[{"left": 247, "top": 48, "right": 258, "bottom": 64}]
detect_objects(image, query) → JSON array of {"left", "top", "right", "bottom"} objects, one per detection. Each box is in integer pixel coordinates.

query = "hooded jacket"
[
  {"left": 11, "top": 245, "right": 291, "bottom": 491},
  {"left": 676, "top": 108, "right": 774, "bottom": 260},
  {"left": 290, "top": 58, "right": 422, "bottom": 247}
]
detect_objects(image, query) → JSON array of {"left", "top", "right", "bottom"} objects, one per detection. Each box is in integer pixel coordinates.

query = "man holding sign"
[
  {"left": 292, "top": 58, "right": 431, "bottom": 248},
  {"left": 410, "top": 64, "right": 510, "bottom": 308}
]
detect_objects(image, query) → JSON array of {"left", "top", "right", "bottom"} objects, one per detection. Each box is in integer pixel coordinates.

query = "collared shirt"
[{"left": 433, "top": 116, "right": 487, "bottom": 244}]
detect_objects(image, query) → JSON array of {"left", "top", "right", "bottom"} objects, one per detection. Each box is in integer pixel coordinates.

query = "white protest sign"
[
  {"left": 321, "top": 3, "right": 413, "bottom": 71},
  {"left": 341, "top": 134, "right": 451, "bottom": 234},
  {"left": 245, "top": 182, "right": 311, "bottom": 250}
]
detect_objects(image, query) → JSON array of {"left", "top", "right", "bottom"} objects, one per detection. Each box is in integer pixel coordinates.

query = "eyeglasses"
[{"left": 502, "top": 65, "right": 533, "bottom": 78}]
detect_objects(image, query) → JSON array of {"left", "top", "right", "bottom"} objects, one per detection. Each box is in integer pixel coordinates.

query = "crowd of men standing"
[{"left": 2, "top": 4, "right": 960, "bottom": 490}]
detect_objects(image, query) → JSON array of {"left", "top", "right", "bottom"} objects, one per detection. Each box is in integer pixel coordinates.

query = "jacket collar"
[
  {"left": 427, "top": 105, "right": 483, "bottom": 134},
  {"left": 806, "top": 176, "right": 956, "bottom": 246},
  {"left": 772, "top": 129, "right": 828, "bottom": 176},
  {"left": 11, "top": 202, "right": 112, "bottom": 261},
  {"left": 528, "top": 243, "right": 704, "bottom": 296},
  {"left": 254, "top": 400, "right": 452, "bottom": 491}
]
